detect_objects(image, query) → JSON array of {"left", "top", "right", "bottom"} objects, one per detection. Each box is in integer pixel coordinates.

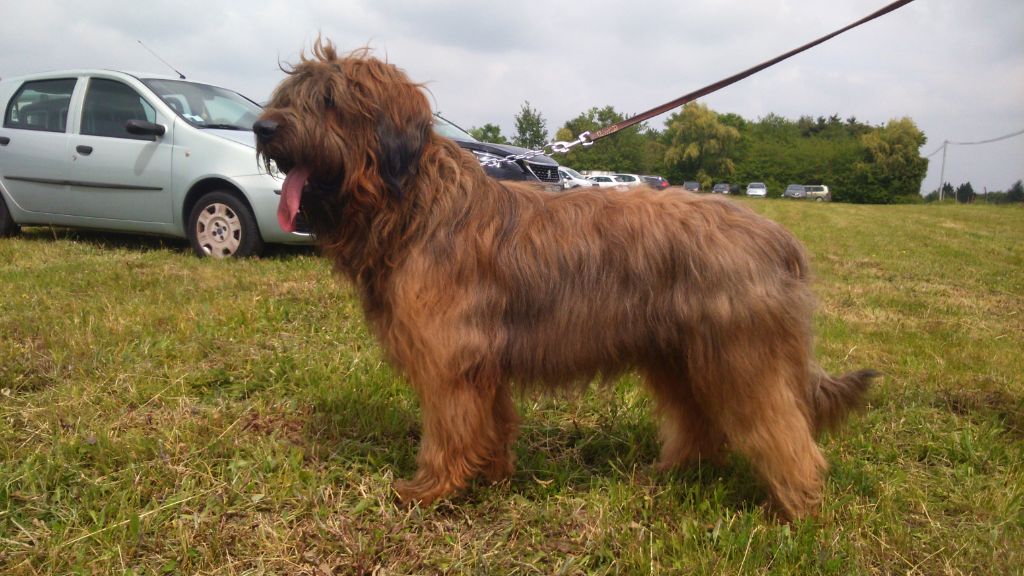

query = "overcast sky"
[{"left": 2, "top": 0, "right": 1021, "bottom": 194}]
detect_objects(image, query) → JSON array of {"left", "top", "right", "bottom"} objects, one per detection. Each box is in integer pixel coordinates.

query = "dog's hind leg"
[
  {"left": 642, "top": 366, "right": 725, "bottom": 471},
  {"left": 700, "top": 354, "right": 827, "bottom": 521},
  {"left": 395, "top": 373, "right": 511, "bottom": 505},
  {"left": 481, "top": 383, "right": 520, "bottom": 484}
]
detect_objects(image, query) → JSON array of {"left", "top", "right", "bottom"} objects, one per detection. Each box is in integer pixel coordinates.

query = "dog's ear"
[{"left": 375, "top": 113, "right": 430, "bottom": 201}]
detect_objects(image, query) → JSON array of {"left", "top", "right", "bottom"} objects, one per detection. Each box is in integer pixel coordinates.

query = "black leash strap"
[{"left": 586, "top": 0, "right": 917, "bottom": 143}]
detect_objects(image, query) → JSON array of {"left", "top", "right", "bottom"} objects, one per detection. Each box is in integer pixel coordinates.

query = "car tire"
[
  {"left": 0, "top": 194, "right": 20, "bottom": 238},
  {"left": 188, "top": 191, "right": 264, "bottom": 258}
]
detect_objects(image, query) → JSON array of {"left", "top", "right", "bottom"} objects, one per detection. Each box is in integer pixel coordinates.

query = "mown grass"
[{"left": 1, "top": 199, "right": 1021, "bottom": 575}]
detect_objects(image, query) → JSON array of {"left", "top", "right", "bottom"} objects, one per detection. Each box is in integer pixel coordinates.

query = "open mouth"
[
  {"left": 278, "top": 165, "right": 310, "bottom": 233},
  {"left": 275, "top": 163, "right": 344, "bottom": 234},
  {"left": 273, "top": 158, "right": 295, "bottom": 175}
]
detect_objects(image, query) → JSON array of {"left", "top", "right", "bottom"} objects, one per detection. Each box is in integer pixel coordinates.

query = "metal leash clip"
[{"left": 548, "top": 131, "right": 593, "bottom": 154}]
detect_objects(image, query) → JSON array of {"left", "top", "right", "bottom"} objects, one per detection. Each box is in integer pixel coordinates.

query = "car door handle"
[
  {"left": 0, "top": 136, "right": 10, "bottom": 146},
  {"left": 76, "top": 145, "right": 93, "bottom": 155}
]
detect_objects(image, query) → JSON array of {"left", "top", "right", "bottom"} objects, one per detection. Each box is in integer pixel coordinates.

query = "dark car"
[
  {"left": 783, "top": 184, "right": 807, "bottom": 199},
  {"left": 682, "top": 181, "right": 701, "bottom": 192},
  {"left": 433, "top": 114, "right": 561, "bottom": 189},
  {"left": 641, "top": 175, "right": 670, "bottom": 189},
  {"left": 712, "top": 183, "right": 730, "bottom": 194}
]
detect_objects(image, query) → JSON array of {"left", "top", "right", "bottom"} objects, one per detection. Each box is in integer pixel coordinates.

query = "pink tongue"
[{"left": 278, "top": 167, "right": 310, "bottom": 232}]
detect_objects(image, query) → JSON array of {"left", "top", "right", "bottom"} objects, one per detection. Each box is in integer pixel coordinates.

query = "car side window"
[
  {"left": 81, "top": 78, "right": 157, "bottom": 140},
  {"left": 3, "top": 78, "right": 77, "bottom": 133}
]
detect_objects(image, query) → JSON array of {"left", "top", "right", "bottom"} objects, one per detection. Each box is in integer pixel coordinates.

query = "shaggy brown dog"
[{"left": 254, "top": 40, "right": 876, "bottom": 521}]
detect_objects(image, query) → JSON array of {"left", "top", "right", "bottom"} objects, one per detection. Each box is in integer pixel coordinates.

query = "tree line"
[
  {"left": 923, "top": 180, "right": 1024, "bottom": 204},
  {"left": 467, "top": 101, "right": 1009, "bottom": 204}
]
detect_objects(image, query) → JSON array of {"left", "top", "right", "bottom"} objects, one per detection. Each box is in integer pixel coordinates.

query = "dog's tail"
[{"left": 809, "top": 367, "right": 878, "bottom": 435}]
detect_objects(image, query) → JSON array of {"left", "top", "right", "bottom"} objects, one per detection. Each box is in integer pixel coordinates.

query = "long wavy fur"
[{"left": 255, "top": 38, "right": 877, "bottom": 521}]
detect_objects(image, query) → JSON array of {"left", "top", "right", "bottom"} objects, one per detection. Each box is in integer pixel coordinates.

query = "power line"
[
  {"left": 948, "top": 127, "right": 1024, "bottom": 147},
  {"left": 923, "top": 127, "right": 1024, "bottom": 200},
  {"left": 924, "top": 127, "right": 1024, "bottom": 158}
]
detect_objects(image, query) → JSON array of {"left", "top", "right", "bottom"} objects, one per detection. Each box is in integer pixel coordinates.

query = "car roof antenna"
[{"left": 137, "top": 40, "right": 186, "bottom": 79}]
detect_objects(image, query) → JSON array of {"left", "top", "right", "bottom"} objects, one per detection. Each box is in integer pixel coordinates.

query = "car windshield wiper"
[{"left": 200, "top": 123, "right": 247, "bottom": 130}]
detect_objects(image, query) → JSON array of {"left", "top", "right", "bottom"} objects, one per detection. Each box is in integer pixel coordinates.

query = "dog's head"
[{"left": 255, "top": 39, "right": 433, "bottom": 233}]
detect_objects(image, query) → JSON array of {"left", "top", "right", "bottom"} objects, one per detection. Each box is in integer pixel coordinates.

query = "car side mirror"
[{"left": 125, "top": 120, "right": 166, "bottom": 137}]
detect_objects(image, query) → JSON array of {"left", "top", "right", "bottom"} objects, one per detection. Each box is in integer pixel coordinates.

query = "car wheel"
[
  {"left": 815, "top": 197, "right": 824, "bottom": 202},
  {"left": 0, "top": 194, "right": 20, "bottom": 237},
  {"left": 188, "top": 191, "right": 264, "bottom": 258}
]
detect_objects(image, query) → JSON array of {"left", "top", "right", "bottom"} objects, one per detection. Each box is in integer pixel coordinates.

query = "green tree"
[
  {"left": 662, "top": 102, "right": 740, "bottom": 189},
  {"left": 924, "top": 182, "right": 955, "bottom": 203},
  {"left": 468, "top": 123, "right": 508, "bottom": 144},
  {"left": 1007, "top": 179, "right": 1024, "bottom": 203},
  {"left": 941, "top": 182, "right": 955, "bottom": 200},
  {"left": 955, "top": 182, "right": 976, "bottom": 204},
  {"left": 512, "top": 101, "right": 548, "bottom": 150},
  {"left": 554, "top": 106, "right": 651, "bottom": 174},
  {"left": 851, "top": 117, "right": 929, "bottom": 203}
]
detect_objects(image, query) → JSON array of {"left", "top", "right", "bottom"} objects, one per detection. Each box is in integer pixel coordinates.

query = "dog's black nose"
[{"left": 253, "top": 120, "right": 279, "bottom": 142}]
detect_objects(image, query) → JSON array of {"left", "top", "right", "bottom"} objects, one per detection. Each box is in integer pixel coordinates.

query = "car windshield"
[
  {"left": 433, "top": 114, "right": 477, "bottom": 141},
  {"left": 142, "top": 78, "right": 261, "bottom": 130},
  {"left": 562, "top": 167, "right": 585, "bottom": 179}
]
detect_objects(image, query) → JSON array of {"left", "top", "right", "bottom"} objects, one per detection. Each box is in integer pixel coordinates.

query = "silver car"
[
  {"left": 0, "top": 69, "right": 311, "bottom": 257},
  {"left": 746, "top": 182, "right": 768, "bottom": 197}
]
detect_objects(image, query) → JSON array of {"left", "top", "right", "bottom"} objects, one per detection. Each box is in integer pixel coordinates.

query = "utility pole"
[{"left": 938, "top": 140, "right": 948, "bottom": 202}]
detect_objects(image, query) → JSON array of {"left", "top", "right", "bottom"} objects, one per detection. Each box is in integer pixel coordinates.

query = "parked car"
[
  {"left": 682, "top": 181, "right": 701, "bottom": 192},
  {"left": 558, "top": 166, "right": 597, "bottom": 189},
  {"left": 746, "top": 182, "right": 768, "bottom": 197},
  {"left": 433, "top": 114, "right": 561, "bottom": 190},
  {"left": 587, "top": 175, "right": 626, "bottom": 189},
  {"left": 804, "top": 184, "right": 831, "bottom": 201},
  {"left": 0, "top": 72, "right": 562, "bottom": 258},
  {"left": 711, "top": 183, "right": 730, "bottom": 194},
  {"left": 0, "top": 69, "right": 312, "bottom": 257},
  {"left": 613, "top": 173, "right": 643, "bottom": 187},
  {"left": 783, "top": 184, "right": 807, "bottom": 199},
  {"left": 641, "top": 175, "right": 670, "bottom": 190}
]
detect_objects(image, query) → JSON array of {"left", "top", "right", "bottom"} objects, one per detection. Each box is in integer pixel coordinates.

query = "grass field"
[{"left": 1, "top": 199, "right": 1022, "bottom": 575}]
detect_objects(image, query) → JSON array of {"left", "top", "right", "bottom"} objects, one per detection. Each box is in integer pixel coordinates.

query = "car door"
[
  {"left": 67, "top": 76, "right": 173, "bottom": 224},
  {"left": 0, "top": 77, "right": 77, "bottom": 214}
]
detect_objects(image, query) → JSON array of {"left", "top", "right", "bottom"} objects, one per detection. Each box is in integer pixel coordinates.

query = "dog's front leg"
[{"left": 394, "top": 374, "right": 514, "bottom": 506}]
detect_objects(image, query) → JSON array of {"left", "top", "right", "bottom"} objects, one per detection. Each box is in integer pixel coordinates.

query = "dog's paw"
[
  {"left": 394, "top": 476, "right": 453, "bottom": 507},
  {"left": 481, "top": 455, "right": 516, "bottom": 485}
]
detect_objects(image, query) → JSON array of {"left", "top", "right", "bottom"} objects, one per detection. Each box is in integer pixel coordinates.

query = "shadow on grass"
[
  {"left": 303, "top": 382, "right": 769, "bottom": 514},
  {"left": 14, "top": 226, "right": 316, "bottom": 259},
  {"left": 16, "top": 226, "right": 189, "bottom": 254}
]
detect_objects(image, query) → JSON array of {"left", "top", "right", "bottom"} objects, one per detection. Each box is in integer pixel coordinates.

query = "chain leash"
[{"left": 479, "top": 131, "right": 593, "bottom": 167}]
